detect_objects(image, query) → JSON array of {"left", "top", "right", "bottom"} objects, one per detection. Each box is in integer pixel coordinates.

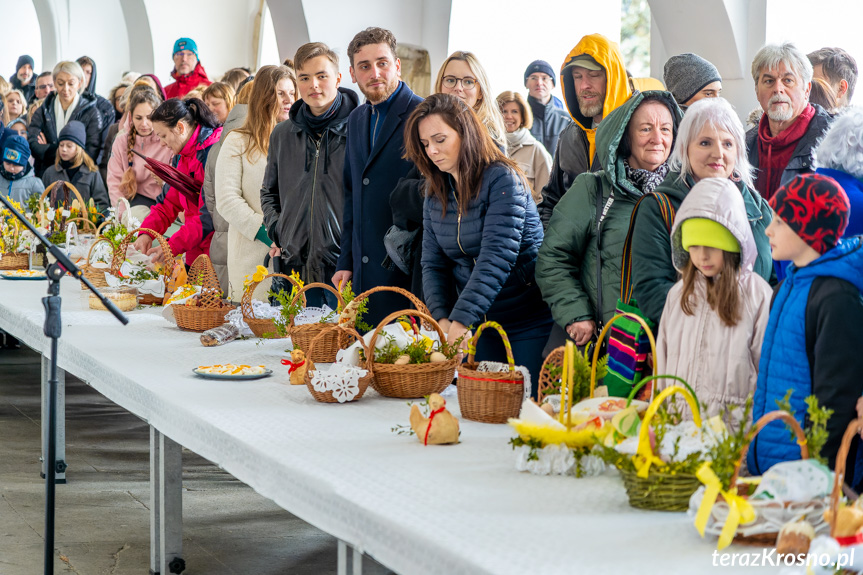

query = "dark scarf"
[
  {"left": 60, "top": 159, "right": 81, "bottom": 182},
  {"left": 624, "top": 159, "right": 669, "bottom": 194},
  {"left": 0, "top": 162, "right": 31, "bottom": 181},
  {"left": 299, "top": 91, "right": 344, "bottom": 136},
  {"left": 756, "top": 103, "right": 815, "bottom": 200}
]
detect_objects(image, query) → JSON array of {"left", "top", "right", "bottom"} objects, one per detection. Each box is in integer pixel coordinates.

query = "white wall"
[
  {"left": 448, "top": 0, "right": 622, "bottom": 105},
  {"left": 0, "top": 0, "right": 42, "bottom": 77}
]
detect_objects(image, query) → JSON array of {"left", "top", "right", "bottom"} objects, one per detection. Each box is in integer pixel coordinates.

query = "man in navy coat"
[{"left": 333, "top": 27, "right": 424, "bottom": 326}]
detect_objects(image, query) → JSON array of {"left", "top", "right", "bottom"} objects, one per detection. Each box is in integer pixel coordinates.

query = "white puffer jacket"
[{"left": 656, "top": 178, "right": 772, "bottom": 427}]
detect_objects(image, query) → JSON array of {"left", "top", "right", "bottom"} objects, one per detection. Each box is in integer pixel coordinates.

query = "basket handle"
[
  {"left": 590, "top": 311, "right": 657, "bottom": 399},
  {"left": 288, "top": 282, "right": 344, "bottom": 327},
  {"left": 352, "top": 285, "right": 431, "bottom": 329},
  {"left": 115, "top": 227, "right": 175, "bottom": 277},
  {"left": 86, "top": 237, "right": 114, "bottom": 265},
  {"left": 241, "top": 272, "right": 302, "bottom": 320},
  {"left": 466, "top": 321, "right": 516, "bottom": 372},
  {"left": 305, "top": 324, "right": 368, "bottom": 374},
  {"left": 365, "top": 309, "right": 448, "bottom": 371},
  {"left": 827, "top": 419, "right": 862, "bottom": 538},
  {"left": 65, "top": 216, "right": 98, "bottom": 234},
  {"left": 39, "top": 181, "right": 88, "bottom": 228},
  {"left": 626, "top": 374, "right": 697, "bottom": 411},
  {"left": 187, "top": 254, "right": 223, "bottom": 307},
  {"left": 634, "top": 384, "right": 702, "bottom": 478},
  {"left": 731, "top": 410, "right": 809, "bottom": 487}
]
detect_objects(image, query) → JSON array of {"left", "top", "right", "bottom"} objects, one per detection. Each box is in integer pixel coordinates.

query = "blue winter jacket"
[
  {"left": 749, "top": 237, "right": 863, "bottom": 474},
  {"left": 422, "top": 163, "right": 550, "bottom": 331}
]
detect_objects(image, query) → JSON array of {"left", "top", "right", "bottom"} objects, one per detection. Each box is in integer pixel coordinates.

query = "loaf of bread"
[{"left": 200, "top": 323, "right": 240, "bottom": 347}]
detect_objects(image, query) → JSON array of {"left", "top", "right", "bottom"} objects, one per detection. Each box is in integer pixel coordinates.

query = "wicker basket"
[
  {"left": 38, "top": 181, "right": 88, "bottom": 229},
  {"left": 172, "top": 255, "right": 234, "bottom": 332},
  {"left": 828, "top": 419, "right": 863, "bottom": 539},
  {"left": 367, "top": 309, "right": 458, "bottom": 399},
  {"left": 457, "top": 322, "right": 524, "bottom": 423},
  {"left": 288, "top": 282, "right": 349, "bottom": 362},
  {"left": 613, "top": 384, "right": 703, "bottom": 511},
  {"left": 113, "top": 228, "right": 175, "bottom": 305},
  {"left": 352, "top": 285, "right": 432, "bottom": 328},
  {"left": 240, "top": 272, "right": 301, "bottom": 338},
  {"left": 78, "top": 237, "right": 112, "bottom": 288},
  {"left": 0, "top": 223, "right": 29, "bottom": 271},
  {"left": 303, "top": 324, "right": 374, "bottom": 403}
]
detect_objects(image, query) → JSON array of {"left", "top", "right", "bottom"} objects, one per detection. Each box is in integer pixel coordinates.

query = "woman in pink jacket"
[
  {"left": 656, "top": 177, "right": 772, "bottom": 428},
  {"left": 133, "top": 97, "right": 222, "bottom": 265},
  {"left": 106, "top": 87, "right": 170, "bottom": 213}
]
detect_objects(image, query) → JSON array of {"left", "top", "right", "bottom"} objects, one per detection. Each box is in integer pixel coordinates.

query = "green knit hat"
[{"left": 681, "top": 218, "right": 740, "bottom": 253}]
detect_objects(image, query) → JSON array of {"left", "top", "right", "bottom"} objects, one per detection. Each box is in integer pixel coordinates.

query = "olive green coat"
[{"left": 536, "top": 91, "right": 683, "bottom": 329}]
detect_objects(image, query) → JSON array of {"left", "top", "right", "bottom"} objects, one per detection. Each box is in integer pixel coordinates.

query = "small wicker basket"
[
  {"left": 303, "top": 324, "right": 374, "bottom": 403},
  {"left": 367, "top": 309, "right": 458, "bottom": 399},
  {"left": 457, "top": 322, "right": 524, "bottom": 423},
  {"left": 288, "top": 282, "right": 348, "bottom": 362},
  {"left": 240, "top": 272, "right": 301, "bottom": 338},
  {"left": 79, "top": 237, "right": 112, "bottom": 288},
  {"left": 172, "top": 255, "right": 234, "bottom": 332},
  {"left": 0, "top": 223, "right": 30, "bottom": 271},
  {"left": 113, "top": 228, "right": 175, "bottom": 305}
]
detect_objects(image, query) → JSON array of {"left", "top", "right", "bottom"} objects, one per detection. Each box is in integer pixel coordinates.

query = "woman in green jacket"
[
  {"left": 536, "top": 91, "right": 682, "bottom": 346},
  {"left": 629, "top": 97, "right": 773, "bottom": 327}
]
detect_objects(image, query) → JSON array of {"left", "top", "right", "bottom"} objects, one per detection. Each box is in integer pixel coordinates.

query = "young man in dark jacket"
[
  {"left": 333, "top": 27, "right": 424, "bottom": 325},
  {"left": 749, "top": 174, "right": 863, "bottom": 484},
  {"left": 260, "top": 43, "right": 359, "bottom": 307}
]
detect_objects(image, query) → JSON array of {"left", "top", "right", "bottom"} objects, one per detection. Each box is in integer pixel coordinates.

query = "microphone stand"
[{"left": 0, "top": 194, "right": 129, "bottom": 575}]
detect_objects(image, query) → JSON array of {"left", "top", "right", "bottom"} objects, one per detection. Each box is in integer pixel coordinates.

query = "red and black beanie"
[{"left": 769, "top": 173, "right": 850, "bottom": 255}]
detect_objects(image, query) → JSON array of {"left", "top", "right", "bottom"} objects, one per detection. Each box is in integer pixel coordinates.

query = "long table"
[{"left": 0, "top": 277, "right": 779, "bottom": 574}]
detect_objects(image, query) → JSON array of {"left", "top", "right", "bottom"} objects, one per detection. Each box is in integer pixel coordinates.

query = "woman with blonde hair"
[
  {"left": 3, "top": 89, "right": 27, "bottom": 124},
  {"left": 215, "top": 65, "right": 294, "bottom": 300},
  {"left": 434, "top": 51, "right": 506, "bottom": 149},
  {"left": 202, "top": 81, "right": 235, "bottom": 124},
  {"left": 497, "top": 91, "right": 551, "bottom": 203}
]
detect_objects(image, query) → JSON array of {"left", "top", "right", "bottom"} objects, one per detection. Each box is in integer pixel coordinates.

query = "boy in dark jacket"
[
  {"left": 748, "top": 174, "right": 863, "bottom": 484},
  {"left": 260, "top": 43, "right": 358, "bottom": 306}
]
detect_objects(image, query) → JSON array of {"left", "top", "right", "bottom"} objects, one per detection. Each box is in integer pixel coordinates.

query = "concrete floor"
[{"left": 0, "top": 345, "right": 394, "bottom": 575}]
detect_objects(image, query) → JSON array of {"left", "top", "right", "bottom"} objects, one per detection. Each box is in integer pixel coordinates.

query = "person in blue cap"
[
  {"left": 1, "top": 134, "right": 44, "bottom": 204},
  {"left": 165, "top": 38, "right": 212, "bottom": 99},
  {"left": 523, "top": 59, "right": 570, "bottom": 155}
]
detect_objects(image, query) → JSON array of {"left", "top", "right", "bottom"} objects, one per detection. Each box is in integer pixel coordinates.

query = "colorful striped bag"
[{"left": 603, "top": 192, "right": 675, "bottom": 397}]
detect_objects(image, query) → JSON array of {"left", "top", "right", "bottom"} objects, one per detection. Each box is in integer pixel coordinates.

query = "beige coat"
[
  {"left": 656, "top": 178, "right": 772, "bottom": 427},
  {"left": 505, "top": 128, "right": 551, "bottom": 204},
  {"left": 214, "top": 131, "right": 272, "bottom": 302}
]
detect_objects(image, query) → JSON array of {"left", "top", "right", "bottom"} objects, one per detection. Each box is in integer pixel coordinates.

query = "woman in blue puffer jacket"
[{"left": 404, "top": 93, "right": 553, "bottom": 393}]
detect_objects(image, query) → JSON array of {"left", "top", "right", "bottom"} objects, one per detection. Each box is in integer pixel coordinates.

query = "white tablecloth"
[{"left": 0, "top": 278, "right": 780, "bottom": 574}]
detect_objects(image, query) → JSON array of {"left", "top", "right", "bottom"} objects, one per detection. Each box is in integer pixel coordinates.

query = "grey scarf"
[{"left": 624, "top": 159, "right": 669, "bottom": 194}]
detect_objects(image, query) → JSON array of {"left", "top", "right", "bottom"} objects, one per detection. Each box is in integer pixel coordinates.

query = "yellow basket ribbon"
[
  {"left": 634, "top": 385, "right": 702, "bottom": 478},
  {"left": 694, "top": 461, "right": 756, "bottom": 550}
]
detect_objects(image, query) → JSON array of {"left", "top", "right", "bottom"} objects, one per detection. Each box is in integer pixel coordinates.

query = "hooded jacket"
[
  {"left": 748, "top": 237, "right": 863, "bottom": 477},
  {"left": 506, "top": 127, "right": 552, "bottom": 204},
  {"left": 260, "top": 88, "right": 359, "bottom": 286},
  {"left": 140, "top": 124, "right": 222, "bottom": 263},
  {"left": 629, "top": 172, "right": 773, "bottom": 326},
  {"left": 165, "top": 62, "right": 212, "bottom": 100},
  {"left": 81, "top": 57, "right": 117, "bottom": 158},
  {"left": 203, "top": 104, "right": 247, "bottom": 296},
  {"left": 536, "top": 91, "right": 682, "bottom": 330},
  {"left": 2, "top": 165, "right": 44, "bottom": 205},
  {"left": 656, "top": 178, "right": 772, "bottom": 426},
  {"left": 527, "top": 95, "right": 570, "bottom": 157},
  {"left": 9, "top": 74, "right": 35, "bottom": 103},
  {"left": 28, "top": 92, "right": 103, "bottom": 176},
  {"left": 538, "top": 34, "right": 632, "bottom": 227},
  {"left": 106, "top": 112, "right": 174, "bottom": 206}
]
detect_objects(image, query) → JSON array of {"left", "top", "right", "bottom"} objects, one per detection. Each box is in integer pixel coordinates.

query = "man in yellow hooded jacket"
[{"left": 538, "top": 34, "right": 632, "bottom": 228}]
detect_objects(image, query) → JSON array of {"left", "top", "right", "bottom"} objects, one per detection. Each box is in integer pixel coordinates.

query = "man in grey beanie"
[
  {"left": 663, "top": 53, "right": 722, "bottom": 110},
  {"left": 524, "top": 59, "right": 571, "bottom": 155}
]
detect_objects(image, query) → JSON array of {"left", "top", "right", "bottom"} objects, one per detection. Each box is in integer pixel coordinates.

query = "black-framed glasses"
[
  {"left": 37, "top": 83, "right": 53, "bottom": 90},
  {"left": 442, "top": 76, "right": 477, "bottom": 90}
]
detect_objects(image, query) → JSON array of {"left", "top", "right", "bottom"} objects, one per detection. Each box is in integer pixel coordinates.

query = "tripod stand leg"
[{"left": 40, "top": 352, "right": 66, "bottom": 483}]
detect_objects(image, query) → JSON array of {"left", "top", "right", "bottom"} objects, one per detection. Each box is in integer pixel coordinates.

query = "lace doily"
[
  {"left": 513, "top": 444, "right": 605, "bottom": 477},
  {"left": 224, "top": 300, "right": 281, "bottom": 337},
  {"left": 309, "top": 363, "right": 369, "bottom": 403},
  {"left": 476, "top": 361, "right": 531, "bottom": 401}
]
